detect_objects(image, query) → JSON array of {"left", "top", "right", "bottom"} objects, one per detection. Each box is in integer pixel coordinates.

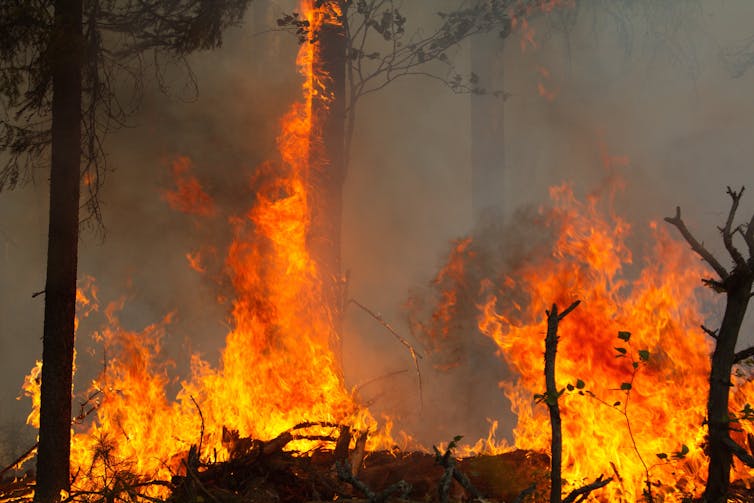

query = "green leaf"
[
  {"left": 615, "top": 347, "right": 627, "bottom": 355},
  {"left": 639, "top": 349, "right": 650, "bottom": 362},
  {"left": 618, "top": 331, "right": 631, "bottom": 342},
  {"left": 632, "top": 361, "right": 639, "bottom": 369},
  {"left": 576, "top": 379, "right": 585, "bottom": 389},
  {"left": 656, "top": 453, "right": 668, "bottom": 460},
  {"left": 613, "top": 401, "right": 621, "bottom": 407},
  {"left": 620, "top": 382, "right": 632, "bottom": 391},
  {"left": 567, "top": 383, "right": 574, "bottom": 391}
]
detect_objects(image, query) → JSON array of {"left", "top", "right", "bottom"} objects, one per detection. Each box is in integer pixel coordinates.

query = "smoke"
[{"left": 2, "top": 0, "right": 754, "bottom": 465}]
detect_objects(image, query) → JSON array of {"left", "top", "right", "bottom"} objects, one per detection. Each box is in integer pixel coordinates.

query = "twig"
[
  {"left": 734, "top": 346, "right": 754, "bottom": 364},
  {"left": 702, "top": 324, "right": 719, "bottom": 340},
  {"left": 433, "top": 445, "right": 484, "bottom": 501},
  {"left": 348, "top": 298, "right": 424, "bottom": 409},
  {"left": 720, "top": 187, "right": 747, "bottom": 268},
  {"left": 562, "top": 475, "right": 612, "bottom": 503},
  {"left": 336, "top": 460, "right": 411, "bottom": 503},
  {"left": 665, "top": 206, "right": 730, "bottom": 281},
  {"left": 0, "top": 442, "right": 38, "bottom": 478},
  {"left": 723, "top": 435, "right": 754, "bottom": 468},
  {"left": 189, "top": 395, "right": 205, "bottom": 458}
]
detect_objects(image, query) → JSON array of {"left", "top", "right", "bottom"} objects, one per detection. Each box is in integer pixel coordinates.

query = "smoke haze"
[{"left": 2, "top": 0, "right": 754, "bottom": 464}]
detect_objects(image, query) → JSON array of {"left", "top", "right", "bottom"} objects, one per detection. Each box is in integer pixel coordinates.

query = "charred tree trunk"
[
  {"left": 34, "top": 1, "right": 82, "bottom": 502},
  {"left": 665, "top": 189, "right": 754, "bottom": 503},
  {"left": 704, "top": 271, "right": 753, "bottom": 503},
  {"left": 309, "top": 1, "right": 347, "bottom": 352}
]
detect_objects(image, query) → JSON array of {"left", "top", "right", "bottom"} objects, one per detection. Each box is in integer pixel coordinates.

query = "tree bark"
[
  {"left": 703, "top": 270, "right": 754, "bottom": 503},
  {"left": 309, "top": 1, "right": 347, "bottom": 353},
  {"left": 34, "top": 1, "right": 82, "bottom": 501}
]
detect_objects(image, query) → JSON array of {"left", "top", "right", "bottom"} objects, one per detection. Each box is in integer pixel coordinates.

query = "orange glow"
[
  {"left": 477, "top": 183, "right": 753, "bottom": 501},
  {"left": 162, "top": 156, "right": 217, "bottom": 217},
  {"left": 16, "top": 0, "right": 385, "bottom": 494}
]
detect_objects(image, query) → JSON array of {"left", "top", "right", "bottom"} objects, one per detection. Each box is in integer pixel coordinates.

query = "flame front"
[
  {"left": 45, "top": 0, "right": 379, "bottom": 491},
  {"left": 477, "top": 184, "right": 753, "bottom": 501}
]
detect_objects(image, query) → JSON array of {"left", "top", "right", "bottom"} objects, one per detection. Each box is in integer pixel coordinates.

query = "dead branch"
[
  {"left": 665, "top": 206, "right": 730, "bottom": 281},
  {"left": 0, "top": 442, "right": 38, "bottom": 479},
  {"left": 562, "top": 475, "right": 613, "bottom": 503},
  {"left": 349, "top": 298, "right": 424, "bottom": 409},
  {"left": 433, "top": 444, "right": 484, "bottom": 502},
  {"left": 702, "top": 324, "right": 720, "bottom": 340},
  {"left": 189, "top": 395, "right": 205, "bottom": 458},
  {"left": 720, "top": 187, "right": 747, "bottom": 268},
  {"left": 513, "top": 483, "right": 537, "bottom": 503},
  {"left": 734, "top": 346, "right": 754, "bottom": 364},
  {"left": 263, "top": 431, "right": 294, "bottom": 455},
  {"left": 723, "top": 435, "right": 754, "bottom": 468},
  {"left": 745, "top": 210, "right": 754, "bottom": 259},
  {"left": 336, "top": 460, "right": 411, "bottom": 503},
  {"left": 349, "top": 430, "right": 368, "bottom": 477}
]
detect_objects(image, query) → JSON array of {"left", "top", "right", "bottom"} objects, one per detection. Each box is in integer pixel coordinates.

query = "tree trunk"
[
  {"left": 703, "top": 270, "right": 754, "bottom": 503},
  {"left": 34, "top": 1, "right": 82, "bottom": 501},
  {"left": 309, "top": 1, "right": 346, "bottom": 353}
]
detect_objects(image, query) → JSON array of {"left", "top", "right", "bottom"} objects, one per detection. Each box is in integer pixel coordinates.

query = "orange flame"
[
  {"left": 476, "top": 183, "right": 754, "bottom": 500},
  {"left": 162, "top": 156, "right": 217, "bottom": 217},
  {"left": 18, "top": 0, "right": 384, "bottom": 493}
]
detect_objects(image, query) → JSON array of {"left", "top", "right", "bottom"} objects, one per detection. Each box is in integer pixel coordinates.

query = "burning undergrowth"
[{"left": 407, "top": 179, "right": 754, "bottom": 501}]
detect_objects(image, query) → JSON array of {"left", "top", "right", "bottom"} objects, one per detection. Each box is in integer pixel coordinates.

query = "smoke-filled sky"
[{"left": 1, "top": 0, "right": 754, "bottom": 463}]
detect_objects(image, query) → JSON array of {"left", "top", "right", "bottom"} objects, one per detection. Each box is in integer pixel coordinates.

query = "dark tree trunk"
[
  {"left": 545, "top": 305, "right": 564, "bottom": 503},
  {"left": 309, "top": 1, "right": 347, "bottom": 352},
  {"left": 34, "top": 0, "right": 82, "bottom": 501},
  {"left": 703, "top": 270, "right": 753, "bottom": 503},
  {"left": 470, "top": 32, "right": 505, "bottom": 222}
]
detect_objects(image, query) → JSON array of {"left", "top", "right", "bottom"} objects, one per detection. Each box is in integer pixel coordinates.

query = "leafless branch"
[
  {"left": 723, "top": 435, "right": 754, "bottom": 468},
  {"left": 562, "top": 475, "right": 613, "bottom": 503},
  {"left": 719, "top": 187, "right": 747, "bottom": 267},
  {"left": 349, "top": 297, "right": 423, "bottom": 409},
  {"left": 734, "top": 346, "right": 754, "bottom": 364},
  {"left": 665, "top": 206, "right": 730, "bottom": 281},
  {"left": 702, "top": 324, "right": 719, "bottom": 340}
]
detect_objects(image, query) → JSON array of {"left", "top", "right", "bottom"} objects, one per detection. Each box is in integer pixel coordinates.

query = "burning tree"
[
  {"left": 0, "top": 2, "right": 251, "bottom": 501},
  {"left": 664, "top": 187, "right": 754, "bottom": 503}
]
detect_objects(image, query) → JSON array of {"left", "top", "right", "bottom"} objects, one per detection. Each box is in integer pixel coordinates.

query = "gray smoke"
[{"left": 2, "top": 0, "right": 754, "bottom": 464}]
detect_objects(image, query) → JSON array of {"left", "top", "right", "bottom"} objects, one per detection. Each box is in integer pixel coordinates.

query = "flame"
[
  {"left": 162, "top": 156, "right": 217, "bottom": 217},
  {"left": 17, "top": 0, "right": 383, "bottom": 493},
  {"left": 475, "top": 183, "right": 754, "bottom": 501}
]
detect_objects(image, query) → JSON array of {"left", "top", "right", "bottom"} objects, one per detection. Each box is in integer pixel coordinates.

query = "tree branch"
[
  {"left": 734, "top": 346, "right": 754, "bottom": 364},
  {"left": 665, "top": 206, "right": 729, "bottom": 281},
  {"left": 562, "top": 475, "right": 613, "bottom": 503},
  {"left": 720, "top": 186, "right": 747, "bottom": 268},
  {"left": 702, "top": 324, "right": 719, "bottom": 340},
  {"left": 723, "top": 435, "right": 754, "bottom": 468}
]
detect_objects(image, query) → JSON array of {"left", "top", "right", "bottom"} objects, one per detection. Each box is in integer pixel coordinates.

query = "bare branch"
[
  {"left": 562, "top": 475, "right": 613, "bottom": 503},
  {"left": 558, "top": 300, "right": 581, "bottom": 321},
  {"left": 349, "top": 298, "right": 423, "bottom": 409},
  {"left": 734, "top": 346, "right": 754, "bottom": 364},
  {"left": 723, "top": 435, "right": 754, "bottom": 468},
  {"left": 702, "top": 324, "right": 719, "bottom": 340},
  {"left": 720, "top": 186, "right": 747, "bottom": 267},
  {"left": 665, "top": 206, "right": 729, "bottom": 281}
]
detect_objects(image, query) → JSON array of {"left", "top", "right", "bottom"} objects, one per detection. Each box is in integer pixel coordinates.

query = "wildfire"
[
  {"left": 475, "top": 183, "right": 754, "bottom": 501},
  {"left": 16, "top": 0, "right": 382, "bottom": 493}
]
